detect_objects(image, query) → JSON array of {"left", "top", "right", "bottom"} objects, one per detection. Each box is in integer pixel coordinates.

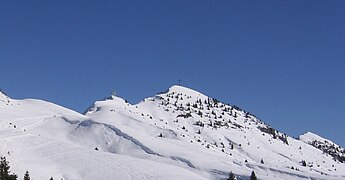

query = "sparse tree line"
[
  {"left": 227, "top": 157, "right": 314, "bottom": 179},
  {"left": 160, "top": 91, "right": 265, "bottom": 133},
  {"left": 0, "top": 157, "right": 56, "bottom": 180}
]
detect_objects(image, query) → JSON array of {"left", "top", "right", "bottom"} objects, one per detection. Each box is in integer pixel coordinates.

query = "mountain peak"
[
  {"left": 153, "top": 85, "right": 210, "bottom": 105},
  {"left": 160, "top": 85, "right": 208, "bottom": 98},
  {"left": 169, "top": 85, "right": 196, "bottom": 93}
]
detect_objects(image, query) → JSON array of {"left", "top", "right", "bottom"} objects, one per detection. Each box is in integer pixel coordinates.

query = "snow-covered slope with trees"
[{"left": 0, "top": 86, "right": 344, "bottom": 180}]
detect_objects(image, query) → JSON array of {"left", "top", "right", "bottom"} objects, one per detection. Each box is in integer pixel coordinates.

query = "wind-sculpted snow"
[
  {"left": 170, "top": 156, "right": 196, "bottom": 168},
  {"left": 77, "top": 119, "right": 160, "bottom": 155},
  {"left": 61, "top": 116, "right": 81, "bottom": 124},
  {"left": 0, "top": 127, "right": 206, "bottom": 180}
]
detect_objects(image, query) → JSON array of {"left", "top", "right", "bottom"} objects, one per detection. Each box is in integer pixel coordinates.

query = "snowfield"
[{"left": 0, "top": 86, "right": 344, "bottom": 180}]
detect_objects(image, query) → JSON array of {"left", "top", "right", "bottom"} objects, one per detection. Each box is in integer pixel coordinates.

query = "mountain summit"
[{"left": 0, "top": 85, "right": 344, "bottom": 180}]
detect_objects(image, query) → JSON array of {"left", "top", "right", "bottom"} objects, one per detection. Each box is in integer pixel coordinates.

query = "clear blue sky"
[{"left": 1, "top": 1, "right": 344, "bottom": 146}]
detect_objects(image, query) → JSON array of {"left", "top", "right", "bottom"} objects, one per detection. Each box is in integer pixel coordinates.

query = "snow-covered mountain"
[{"left": 0, "top": 86, "right": 344, "bottom": 180}]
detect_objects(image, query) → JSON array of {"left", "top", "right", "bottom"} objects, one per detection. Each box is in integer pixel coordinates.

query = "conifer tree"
[
  {"left": 23, "top": 171, "right": 30, "bottom": 180},
  {"left": 0, "top": 156, "right": 18, "bottom": 180},
  {"left": 230, "top": 144, "right": 234, "bottom": 150},
  {"left": 250, "top": 171, "right": 257, "bottom": 180},
  {"left": 301, "top": 160, "right": 307, "bottom": 167},
  {"left": 227, "top": 171, "right": 236, "bottom": 180}
]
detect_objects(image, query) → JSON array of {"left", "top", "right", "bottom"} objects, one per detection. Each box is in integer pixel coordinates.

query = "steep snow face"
[{"left": 85, "top": 85, "right": 345, "bottom": 180}]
